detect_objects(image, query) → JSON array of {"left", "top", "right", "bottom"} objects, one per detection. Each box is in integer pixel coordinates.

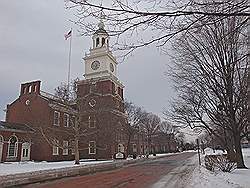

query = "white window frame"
[
  {"left": 64, "top": 113, "right": 69, "bottom": 127},
  {"left": 88, "top": 116, "right": 96, "bottom": 128},
  {"left": 53, "top": 111, "right": 60, "bottom": 126},
  {"left": 89, "top": 141, "right": 96, "bottom": 154},
  {"left": 70, "top": 140, "right": 75, "bottom": 155},
  {"left": 63, "top": 140, "right": 69, "bottom": 155},
  {"left": 7, "top": 135, "right": 18, "bottom": 158},
  {"left": 52, "top": 140, "right": 59, "bottom": 155}
]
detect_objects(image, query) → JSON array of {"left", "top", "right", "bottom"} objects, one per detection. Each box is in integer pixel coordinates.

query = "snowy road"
[{"left": 23, "top": 152, "right": 196, "bottom": 188}]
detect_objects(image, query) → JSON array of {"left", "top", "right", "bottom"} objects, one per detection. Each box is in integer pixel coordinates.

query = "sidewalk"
[{"left": 151, "top": 154, "right": 197, "bottom": 188}]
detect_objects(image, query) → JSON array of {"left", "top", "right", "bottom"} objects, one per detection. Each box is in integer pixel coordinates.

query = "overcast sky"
[{"left": 0, "top": 0, "right": 175, "bottom": 121}]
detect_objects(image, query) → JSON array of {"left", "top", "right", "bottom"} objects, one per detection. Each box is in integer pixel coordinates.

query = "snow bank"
[
  {"left": 187, "top": 148, "right": 250, "bottom": 188},
  {"left": 204, "top": 147, "right": 226, "bottom": 156},
  {"left": 0, "top": 159, "right": 112, "bottom": 176}
]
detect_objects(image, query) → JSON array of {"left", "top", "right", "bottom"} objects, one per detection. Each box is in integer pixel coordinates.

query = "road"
[{"left": 24, "top": 152, "right": 196, "bottom": 188}]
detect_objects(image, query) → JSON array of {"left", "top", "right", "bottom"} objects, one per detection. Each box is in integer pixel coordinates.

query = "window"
[
  {"left": 34, "top": 85, "right": 37, "bottom": 92},
  {"left": 88, "top": 116, "right": 96, "bottom": 128},
  {"left": 54, "top": 111, "right": 60, "bottom": 126},
  {"left": 133, "top": 144, "right": 137, "bottom": 153},
  {"left": 64, "top": 113, "right": 69, "bottom": 127},
  {"left": 21, "top": 143, "right": 30, "bottom": 158},
  {"left": 70, "top": 116, "right": 76, "bottom": 127},
  {"left": 23, "top": 86, "right": 27, "bottom": 94},
  {"left": 70, "top": 140, "right": 75, "bottom": 155},
  {"left": 101, "top": 37, "right": 105, "bottom": 46},
  {"left": 52, "top": 140, "right": 59, "bottom": 155},
  {"left": 96, "top": 38, "right": 99, "bottom": 47},
  {"left": 28, "top": 85, "right": 32, "bottom": 93},
  {"left": 89, "top": 141, "right": 96, "bottom": 154},
  {"left": 8, "top": 135, "right": 18, "bottom": 157},
  {"left": 0, "top": 135, "right": 3, "bottom": 143},
  {"left": 63, "top": 141, "right": 69, "bottom": 155}
]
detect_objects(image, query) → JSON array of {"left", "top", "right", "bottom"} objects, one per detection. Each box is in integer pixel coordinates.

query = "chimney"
[{"left": 20, "top": 80, "right": 41, "bottom": 96}]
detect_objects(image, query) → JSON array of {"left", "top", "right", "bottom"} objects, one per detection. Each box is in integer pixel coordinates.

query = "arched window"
[
  {"left": 8, "top": 135, "right": 18, "bottom": 157},
  {"left": 101, "top": 37, "right": 105, "bottom": 46},
  {"left": 96, "top": 38, "right": 100, "bottom": 47}
]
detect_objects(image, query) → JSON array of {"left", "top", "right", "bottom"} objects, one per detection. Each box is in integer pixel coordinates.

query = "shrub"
[{"left": 204, "top": 154, "right": 237, "bottom": 173}]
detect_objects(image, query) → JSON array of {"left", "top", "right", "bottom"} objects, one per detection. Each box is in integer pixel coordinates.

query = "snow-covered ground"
[
  {"left": 0, "top": 159, "right": 113, "bottom": 176},
  {"left": 187, "top": 148, "right": 250, "bottom": 188}
]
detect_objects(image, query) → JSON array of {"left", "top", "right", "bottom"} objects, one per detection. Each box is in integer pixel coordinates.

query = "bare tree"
[
  {"left": 168, "top": 4, "right": 249, "bottom": 168},
  {"left": 140, "top": 112, "right": 161, "bottom": 154},
  {"left": 124, "top": 100, "right": 144, "bottom": 155},
  {"left": 40, "top": 80, "right": 99, "bottom": 165},
  {"left": 67, "top": 0, "right": 249, "bottom": 57}
]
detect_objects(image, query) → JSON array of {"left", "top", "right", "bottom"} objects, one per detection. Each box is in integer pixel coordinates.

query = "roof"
[
  {"left": 0, "top": 121, "right": 35, "bottom": 133},
  {"left": 94, "top": 28, "right": 108, "bottom": 35},
  {"left": 40, "top": 91, "right": 77, "bottom": 112}
]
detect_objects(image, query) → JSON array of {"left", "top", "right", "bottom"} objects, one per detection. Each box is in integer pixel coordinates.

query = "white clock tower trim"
[{"left": 83, "top": 20, "right": 120, "bottom": 86}]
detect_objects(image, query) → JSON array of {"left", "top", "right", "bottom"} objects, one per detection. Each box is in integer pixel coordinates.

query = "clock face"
[
  {"left": 88, "top": 99, "right": 96, "bottom": 107},
  {"left": 91, "top": 60, "right": 100, "bottom": 70},
  {"left": 110, "top": 63, "right": 114, "bottom": 72}
]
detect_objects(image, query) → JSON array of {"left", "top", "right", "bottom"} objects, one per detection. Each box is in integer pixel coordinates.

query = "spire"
[
  {"left": 98, "top": 10, "right": 105, "bottom": 29},
  {"left": 94, "top": 10, "right": 108, "bottom": 35}
]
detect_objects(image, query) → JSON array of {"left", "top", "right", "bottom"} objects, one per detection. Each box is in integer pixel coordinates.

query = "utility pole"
[{"left": 196, "top": 139, "right": 201, "bottom": 165}]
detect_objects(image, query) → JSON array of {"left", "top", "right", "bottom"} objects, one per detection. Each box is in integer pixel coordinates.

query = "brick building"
[
  {"left": 0, "top": 121, "right": 34, "bottom": 162},
  {"left": 5, "top": 80, "right": 77, "bottom": 161},
  {"left": 77, "top": 20, "right": 128, "bottom": 159},
  {"left": 2, "top": 21, "right": 177, "bottom": 162}
]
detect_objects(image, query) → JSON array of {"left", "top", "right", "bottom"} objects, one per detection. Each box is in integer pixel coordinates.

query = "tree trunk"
[
  {"left": 234, "top": 134, "right": 246, "bottom": 168},
  {"left": 127, "top": 134, "right": 132, "bottom": 155},
  {"left": 74, "top": 138, "right": 80, "bottom": 165}
]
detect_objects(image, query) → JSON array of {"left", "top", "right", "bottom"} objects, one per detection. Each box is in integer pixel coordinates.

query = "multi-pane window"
[
  {"left": 52, "top": 140, "right": 59, "bottom": 155},
  {"left": 89, "top": 141, "right": 96, "bottom": 154},
  {"left": 8, "top": 136, "right": 18, "bottom": 157},
  {"left": 54, "top": 111, "right": 60, "bottom": 126},
  {"left": 22, "top": 148, "right": 29, "bottom": 157},
  {"left": 71, "top": 116, "right": 76, "bottom": 127},
  {"left": 88, "top": 116, "right": 96, "bottom": 128},
  {"left": 64, "top": 113, "right": 69, "bottom": 127},
  {"left": 71, "top": 140, "right": 75, "bottom": 155},
  {"left": 63, "top": 140, "right": 69, "bottom": 155}
]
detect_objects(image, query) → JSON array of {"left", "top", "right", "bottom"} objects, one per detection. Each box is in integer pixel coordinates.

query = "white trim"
[
  {"left": 89, "top": 141, "right": 96, "bottom": 154},
  {"left": 88, "top": 116, "right": 96, "bottom": 128},
  {"left": 63, "top": 140, "right": 69, "bottom": 155},
  {"left": 64, "top": 113, "right": 69, "bottom": 127},
  {"left": 53, "top": 111, "right": 60, "bottom": 126},
  {"left": 52, "top": 140, "right": 59, "bottom": 155},
  {"left": 21, "top": 142, "right": 31, "bottom": 161},
  {"left": 7, "top": 135, "right": 18, "bottom": 158}
]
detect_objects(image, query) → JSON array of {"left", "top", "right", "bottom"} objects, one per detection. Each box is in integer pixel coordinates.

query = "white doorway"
[
  {"left": 118, "top": 144, "right": 125, "bottom": 153},
  {"left": 21, "top": 142, "right": 31, "bottom": 161}
]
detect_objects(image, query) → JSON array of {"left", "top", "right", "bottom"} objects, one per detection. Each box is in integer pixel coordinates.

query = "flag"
[{"left": 64, "top": 29, "right": 72, "bottom": 40}]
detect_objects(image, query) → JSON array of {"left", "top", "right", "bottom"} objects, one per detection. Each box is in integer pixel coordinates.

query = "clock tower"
[{"left": 77, "top": 20, "right": 127, "bottom": 159}]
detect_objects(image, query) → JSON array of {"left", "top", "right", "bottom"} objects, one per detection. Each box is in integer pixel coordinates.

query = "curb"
[{"left": 0, "top": 154, "right": 179, "bottom": 187}]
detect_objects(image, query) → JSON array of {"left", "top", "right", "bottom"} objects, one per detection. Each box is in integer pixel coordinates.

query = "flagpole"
[{"left": 67, "top": 28, "right": 72, "bottom": 93}]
